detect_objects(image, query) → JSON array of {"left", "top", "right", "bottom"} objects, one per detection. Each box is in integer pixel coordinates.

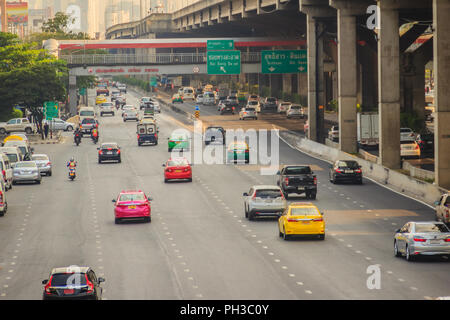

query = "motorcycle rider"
[
  {"left": 74, "top": 127, "right": 82, "bottom": 144},
  {"left": 67, "top": 157, "right": 77, "bottom": 179},
  {"left": 91, "top": 127, "right": 99, "bottom": 143}
]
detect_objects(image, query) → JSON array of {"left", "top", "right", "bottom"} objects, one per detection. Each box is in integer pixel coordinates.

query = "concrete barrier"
[
  {"left": 279, "top": 130, "right": 447, "bottom": 206},
  {"left": 403, "top": 161, "right": 435, "bottom": 181}
]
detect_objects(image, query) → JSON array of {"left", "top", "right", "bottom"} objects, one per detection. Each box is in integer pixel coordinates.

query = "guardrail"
[{"left": 60, "top": 52, "right": 261, "bottom": 65}]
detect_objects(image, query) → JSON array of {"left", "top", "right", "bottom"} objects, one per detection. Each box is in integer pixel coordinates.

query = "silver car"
[
  {"left": 12, "top": 161, "right": 41, "bottom": 184},
  {"left": 239, "top": 107, "right": 257, "bottom": 120},
  {"left": 123, "top": 109, "right": 139, "bottom": 122},
  {"left": 31, "top": 154, "right": 52, "bottom": 176},
  {"left": 286, "top": 104, "right": 304, "bottom": 118},
  {"left": 394, "top": 221, "right": 450, "bottom": 261},
  {"left": 435, "top": 193, "right": 450, "bottom": 225},
  {"left": 243, "top": 185, "right": 287, "bottom": 221}
]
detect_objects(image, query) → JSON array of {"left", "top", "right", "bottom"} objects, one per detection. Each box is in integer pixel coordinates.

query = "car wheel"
[
  {"left": 284, "top": 192, "right": 289, "bottom": 200},
  {"left": 394, "top": 240, "right": 401, "bottom": 257},
  {"left": 25, "top": 128, "right": 32, "bottom": 134},
  {"left": 164, "top": 178, "right": 168, "bottom": 183},
  {"left": 144, "top": 217, "right": 151, "bottom": 223},
  {"left": 283, "top": 228, "right": 289, "bottom": 241},
  {"left": 358, "top": 179, "right": 363, "bottom": 185},
  {"left": 48, "top": 171, "right": 52, "bottom": 177},
  {"left": 118, "top": 157, "right": 121, "bottom": 163},
  {"left": 36, "top": 179, "right": 41, "bottom": 184},
  {"left": 310, "top": 192, "right": 317, "bottom": 200},
  {"left": 98, "top": 159, "right": 102, "bottom": 164},
  {"left": 168, "top": 148, "right": 172, "bottom": 152},
  {"left": 67, "top": 126, "right": 73, "bottom": 131},
  {"left": 279, "top": 227, "right": 283, "bottom": 238},
  {"left": 319, "top": 234, "right": 325, "bottom": 240},
  {"left": 138, "top": 142, "right": 141, "bottom": 146},
  {"left": 305, "top": 191, "right": 310, "bottom": 199},
  {"left": 187, "top": 178, "right": 192, "bottom": 182},
  {"left": 405, "top": 245, "right": 414, "bottom": 261},
  {"left": 248, "top": 210, "right": 254, "bottom": 221},
  {"left": 0, "top": 128, "right": 6, "bottom": 135},
  {"left": 114, "top": 218, "right": 121, "bottom": 224}
]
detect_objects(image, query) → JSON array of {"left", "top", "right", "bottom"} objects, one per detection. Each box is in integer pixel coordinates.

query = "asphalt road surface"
[{"left": 0, "top": 88, "right": 447, "bottom": 300}]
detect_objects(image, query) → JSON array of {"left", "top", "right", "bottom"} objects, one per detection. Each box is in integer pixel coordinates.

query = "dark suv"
[
  {"left": 42, "top": 266, "right": 105, "bottom": 300},
  {"left": 98, "top": 142, "right": 121, "bottom": 163},
  {"left": 329, "top": 160, "right": 362, "bottom": 184}
]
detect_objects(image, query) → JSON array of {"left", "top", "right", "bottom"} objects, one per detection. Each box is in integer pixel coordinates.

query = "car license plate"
[
  {"left": 128, "top": 205, "right": 136, "bottom": 209},
  {"left": 64, "top": 289, "right": 74, "bottom": 294},
  {"left": 427, "top": 141, "right": 432, "bottom": 144},
  {"left": 302, "top": 221, "right": 310, "bottom": 224},
  {"left": 265, "top": 199, "right": 273, "bottom": 203},
  {"left": 175, "top": 170, "right": 182, "bottom": 173},
  {"left": 345, "top": 170, "right": 353, "bottom": 173},
  {"left": 430, "top": 239, "right": 440, "bottom": 244},
  {"left": 298, "top": 187, "right": 305, "bottom": 191}
]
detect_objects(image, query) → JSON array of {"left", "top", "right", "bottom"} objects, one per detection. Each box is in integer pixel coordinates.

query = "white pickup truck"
[{"left": 0, "top": 118, "right": 36, "bottom": 135}]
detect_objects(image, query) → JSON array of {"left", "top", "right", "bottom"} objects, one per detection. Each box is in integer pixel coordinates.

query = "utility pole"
[{"left": 1, "top": 0, "right": 7, "bottom": 33}]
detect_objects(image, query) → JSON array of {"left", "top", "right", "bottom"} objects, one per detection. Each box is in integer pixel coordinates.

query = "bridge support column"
[
  {"left": 433, "top": 0, "right": 450, "bottom": 189},
  {"left": 69, "top": 74, "right": 78, "bottom": 116},
  {"left": 336, "top": 10, "right": 357, "bottom": 153},
  {"left": 282, "top": 74, "right": 292, "bottom": 96},
  {"left": 378, "top": 3, "right": 401, "bottom": 169}
]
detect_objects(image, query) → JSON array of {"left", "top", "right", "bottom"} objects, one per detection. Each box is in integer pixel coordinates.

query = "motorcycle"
[
  {"left": 74, "top": 134, "right": 81, "bottom": 146},
  {"left": 91, "top": 133, "right": 98, "bottom": 144},
  {"left": 68, "top": 168, "right": 76, "bottom": 181}
]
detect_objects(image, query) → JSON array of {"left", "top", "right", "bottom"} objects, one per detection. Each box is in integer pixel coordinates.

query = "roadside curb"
[{"left": 276, "top": 129, "right": 447, "bottom": 208}]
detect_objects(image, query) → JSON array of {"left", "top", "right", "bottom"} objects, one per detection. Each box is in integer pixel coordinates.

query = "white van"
[
  {"left": 0, "top": 175, "right": 7, "bottom": 216},
  {"left": 0, "top": 147, "right": 21, "bottom": 167},
  {"left": 78, "top": 107, "right": 96, "bottom": 122},
  {"left": 0, "top": 153, "right": 12, "bottom": 190},
  {"left": 202, "top": 92, "right": 215, "bottom": 105},
  {"left": 182, "top": 87, "right": 195, "bottom": 100}
]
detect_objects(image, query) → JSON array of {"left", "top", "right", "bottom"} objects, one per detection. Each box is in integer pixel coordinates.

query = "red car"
[
  {"left": 112, "top": 190, "right": 152, "bottom": 224},
  {"left": 163, "top": 157, "right": 192, "bottom": 183}
]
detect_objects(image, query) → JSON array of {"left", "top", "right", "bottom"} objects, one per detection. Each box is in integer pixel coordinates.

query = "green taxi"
[{"left": 227, "top": 141, "right": 249, "bottom": 163}]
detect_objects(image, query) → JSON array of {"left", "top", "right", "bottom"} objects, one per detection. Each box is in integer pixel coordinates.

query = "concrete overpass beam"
[
  {"left": 378, "top": 1, "right": 401, "bottom": 169},
  {"left": 283, "top": 74, "right": 292, "bottom": 94},
  {"left": 433, "top": 0, "right": 450, "bottom": 189}
]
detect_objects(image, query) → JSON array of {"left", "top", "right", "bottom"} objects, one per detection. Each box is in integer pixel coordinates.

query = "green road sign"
[
  {"left": 44, "top": 101, "right": 58, "bottom": 120},
  {"left": 79, "top": 88, "right": 87, "bottom": 96},
  {"left": 150, "top": 76, "right": 158, "bottom": 87},
  {"left": 207, "top": 40, "right": 234, "bottom": 51},
  {"left": 207, "top": 51, "right": 241, "bottom": 75},
  {"left": 261, "top": 50, "right": 307, "bottom": 74}
]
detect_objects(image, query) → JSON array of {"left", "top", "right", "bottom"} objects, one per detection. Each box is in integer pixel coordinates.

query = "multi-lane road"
[{"left": 0, "top": 88, "right": 448, "bottom": 300}]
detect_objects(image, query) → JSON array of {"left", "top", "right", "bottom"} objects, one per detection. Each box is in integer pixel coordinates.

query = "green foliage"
[
  {"left": 400, "top": 111, "right": 425, "bottom": 133},
  {"left": 42, "top": 12, "right": 74, "bottom": 33},
  {"left": 328, "top": 99, "right": 338, "bottom": 112},
  {"left": 76, "top": 76, "right": 97, "bottom": 90},
  {"left": 12, "top": 109, "right": 23, "bottom": 118},
  {"left": 113, "top": 76, "right": 151, "bottom": 92},
  {"left": 0, "top": 32, "right": 68, "bottom": 121}
]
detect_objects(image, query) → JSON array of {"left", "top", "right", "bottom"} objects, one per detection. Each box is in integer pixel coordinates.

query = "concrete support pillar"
[
  {"left": 282, "top": 74, "right": 292, "bottom": 95},
  {"left": 69, "top": 75, "right": 78, "bottom": 116},
  {"left": 306, "top": 15, "right": 325, "bottom": 142},
  {"left": 433, "top": 0, "right": 450, "bottom": 189},
  {"left": 337, "top": 10, "right": 357, "bottom": 153},
  {"left": 298, "top": 73, "right": 308, "bottom": 98},
  {"left": 378, "top": 5, "right": 401, "bottom": 169}
]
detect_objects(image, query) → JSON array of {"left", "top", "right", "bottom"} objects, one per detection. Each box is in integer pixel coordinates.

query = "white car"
[
  {"left": 286, "top": 104, "right": 304, "bottom": 118},
  {"left": 400, "top": 140, "right": 421, "bottom": 159},
  {"left": 196, "top": 94, "right": 204, "bottom": 104},
  {"left": 99, "top": 102, "right": 115, "bottom": 117},
  {"left": 43, "top": 119, "right": 75, "bottom": 131},
  {"left": 32, "top": 154, "right": 52, "bottom": 176},
  {"left": 202, "top": 92, "right": 215, "bottom": 105},
  {"left": 278, "top": 102, "right": 292, "bottom": 114},
  {"left": 328, "top": 126, "right": 339, "bottom": 142},
  {"left": 246, "top": 100, "right": 261, "bottom": 113},
  {"left": 0, "top": 153, "right": 13, "bottom": 190},
  {"left": 0, "top": 175, "right": 7, "bottom": 216},
  {"left": 121, "top": 105, "right": 136, "bottom": 117},
  {"left": 400, "top": 128, "right": 416, "bottom": 141}
]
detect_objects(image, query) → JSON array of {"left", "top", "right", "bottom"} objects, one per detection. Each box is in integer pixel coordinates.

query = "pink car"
[{"left": 113, "top": 190, "right": 152, "bottom": 224}]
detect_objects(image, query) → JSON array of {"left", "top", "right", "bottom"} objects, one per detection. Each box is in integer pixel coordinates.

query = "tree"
[
  {"left": 0, "top": 32, "right": 68, "bottom": 139},
  {"left": 42, "top": 12, "right": 74, "bottom": 34}
]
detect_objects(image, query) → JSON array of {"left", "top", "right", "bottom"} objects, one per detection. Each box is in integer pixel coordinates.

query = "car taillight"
[
  {"left": 154, "top": 133, "right": 158, "bottom": 138},
  {"left": 444, "top": 238, "right": 450, "bottom": 242},
  {"left": 166, "top": 168, "right": 172, "bottom": 173},
  {"left": 232, "top": 107, "right": 235, "bottom": 110},
  {"left": 0, "top": 191, "right": 3, "bottom": 203},
  {"left": 117, "top": 150, "right": 120, "bottom": 154},
  {"left": 85, "top": 274, "right": 94, "bottom": 293},
  {"left": 137, "top": 134, "right": 140, "bottom": 139},
  {"left": 312, "top": 217, "right": 323, "bottom": 222},
  {"left": 169, "top": 140, "right": 174, "bottom": 143},
  {"left": 243, "top": 112, "right": 247, "bottom": 115},
  {"left": 2, "top": 170, "right": 5, "bottom": 178},
  {"left": 355, "top": 169, "right": 362, "bottom": 173},
  {"left": 245, "top": 149, "right": 249, "bottom": 153},
  {"left": 98, "top": 150, "right": 102, "bottom": 155},
  {"left": 313, "top": 177, "right": 317, "bottom": 185},
  {"left": 413, "top": 238, "right": 426, "bottom": 242},
  {"left": 46, "top": 162, "right": 51, "bottom": 166},
  {"left": 285, "top": 178, "right": 289, "bottom": 186},
  {"left": 336, "top": 169, "right": 343, "bottom": 173},
  {"left": 44, "top": 276, "right": 53, "bottom": 294},
  {"left": 415, "top": 144, "right": 419, "bottom": 150},
  {"left": 107, "top": 148, "right": 112, "bottom": 151},
  {"left": 287, "top": 219, "right": 298, "bottom": 222}
]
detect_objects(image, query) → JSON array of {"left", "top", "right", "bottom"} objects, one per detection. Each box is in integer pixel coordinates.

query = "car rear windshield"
[
  {"left": 415, "top": 223, "right": 450, "bottom": 233},
  {"left": 142, "top": 97, "right": 150, "bottom": 102},
  {"left": 400, "top": 128, "right": 412, "bottom": 133},
  {"left": 267, "top": 98, "right": 277, "bottom": 102},
  {"left": 32, "top": 155, "right": 48, "bottom": 161},
  {"left": 82, "top": 119, "right": 95, "bottom": 124},
  {"left": 5, "top": 154, "right": 17, "bottom": 162},
  {"left": 80, "top": 111, "right": 94, "bottom": 117},
  {"left": 245, "top": 108, "right": 256, "bottom": 112},
  {"left": 337, "top": 161, "right": 359, "bottom": 169},
  {"left": 15, "top": 162, "right": 35, "bottom": 168},
  {"left": 168, "top": 159, "right": 189, "bottom": 166},
  {"left": 290, "top": 207, "right": 321, "bottom": 216},
  {"left": 284, "top": 166, "right": 311, "bottom": 174},
  {"left": 290, "top": 106, "right": 301, "bottom": 109},
  {"left": 400, "top": 140, "right": 416, "bottom": 145},
  {"left": 248, "top": 101, "right": 258, "bottom": 105},
  {"left": 102, "top": 144, "right": 118, "bottom": 149},
  {"left": 119, "top": 193, "right": 145, "bottom": 202},
  {"left": 101, "top": 103, "right": 113, "bottom": 107},
  {"left": 255, "top": 189, "right": 282, "bottom": 198},
  {"left": 50, "top": 273, "right": 86, "bottom": 287}
]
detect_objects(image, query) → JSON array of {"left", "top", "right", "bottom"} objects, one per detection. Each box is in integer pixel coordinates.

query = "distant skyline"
[{"left": 27, "top": 0, "right": 170, "bottom": 37}]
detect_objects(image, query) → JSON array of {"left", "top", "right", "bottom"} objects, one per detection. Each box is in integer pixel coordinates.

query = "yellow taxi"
[
  {"left": 278, "top": 202, "right": 325, "bottom": 240},
  {"left": 96, "top": 95, "right": 107, "bottom": 105}
]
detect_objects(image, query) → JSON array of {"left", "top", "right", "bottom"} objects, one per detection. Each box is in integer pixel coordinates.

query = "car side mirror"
[
  {"left": 243, "top": 192, "right": 248, "bottom": 196},
  {"left": 276, "top": 170, "right": 280, "bottom": 175},
  {"left": 112, "top": 199, "right": 116, "bottom": 203},
  {"left": 42, "top": 279, "right": 48, "bottom": 285},
  {"left": 162, "top": 164, "right": 166, "bottom": 167},
  {"left": 97, "top": 147, "right": 100, "bottom": 150},
  {"left": 31, "top": 148, "right": 34, "bottom": 152},
  {"left": 311, "top": 171, "right": 314, "bottom": 174},
  {"left": 147, "top": 196, "right": 153, "bottom": 201},
  {"left": 98, "top": 277, "right": 105, "bottom": 283}
]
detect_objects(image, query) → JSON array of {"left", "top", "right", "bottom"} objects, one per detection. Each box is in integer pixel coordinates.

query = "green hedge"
[{"left": 113, "top": 76, "right": 151, "bottom": 92}]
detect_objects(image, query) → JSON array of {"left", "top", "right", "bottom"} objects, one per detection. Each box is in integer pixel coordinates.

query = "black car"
[
  {"left": 277, "top": 165, "right": 317, "bottom": 199},
  {"left": 416, "top": 133, "right": 434, "bottom": 155},
  {"left": 220, "top": 102, "right": 238, "bottom": 115},
  {"left": 98, "top": 142, "right": 121, "bottom": 163},
  {"left": 42, "top": 266, "right": 105, "bottom": 300},
  {"left": 329, "top": 160, "right": 362, "bottom": 184},
  {"left": 204, "top": 126, "right": 226, "bottom": 145}
]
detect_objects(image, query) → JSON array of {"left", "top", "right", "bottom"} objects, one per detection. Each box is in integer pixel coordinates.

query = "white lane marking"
[
  {"left": 296, "top": 282, "right": 304, "bottom": 286},
  {"left": 387, "top": 271, "right": 393, "bottom": 274},
  {"left": 262, "top": 246, "right": 268, "bottom": 249},
  {"left": 410, "top": 287, "right": 418, "bottom": 291},
  {"left": 305, "top": 290, "right": 312, "bottom": 294},
  {"left": 268, "top": 252, "right": 274, "bottom": 256},
  {"left": 289, "top": 274, "right": 295, "bottom": 277},
  {"left": 274, "top": 259, "right": 280, "bottom": 263},
  {"left": 347, "top": 244, "right": 353, "bottom": 248},
  {"left": 355, "top": 250, "right": 362, "bottom": 254},
  {"left": 365, "top": 257, "right": 372, "bottom": 261},
  {"left": 398, "top": 278, "right": 405, "bottom": 282},
  {"left": 281, "top": 266, "right": 288, "bottom": 270}
]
